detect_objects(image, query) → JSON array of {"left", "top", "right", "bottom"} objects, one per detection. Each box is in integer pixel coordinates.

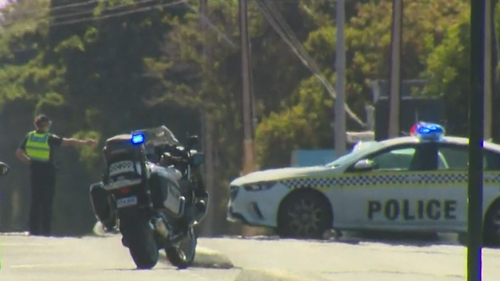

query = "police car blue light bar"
[
  {"left": 410, "top": 122, "right": 445, "bottom": 142},
  {"left": 131, "top": 133, "right": 145, "bottom": 145}
]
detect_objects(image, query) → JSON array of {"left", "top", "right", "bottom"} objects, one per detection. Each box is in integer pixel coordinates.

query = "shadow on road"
[
  {"left": 338, "top": 230, "right": 454, "bottom": 246},
  {"left": 219, "top": 230, "right": 463, "bottom": 248}
]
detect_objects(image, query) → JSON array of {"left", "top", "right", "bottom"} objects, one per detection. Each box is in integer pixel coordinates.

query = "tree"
[
  {"left": 422, "top": 6, "right": 471, "bottom": 135},
  {"left": 255, "top": 76, "right": 334, "bottom": 168},
  {"left": 0, "top": 0, "right": 495, "bottom": 236},
  {"left": 254, "top": 0, "right": 470, "bottom": 169}
]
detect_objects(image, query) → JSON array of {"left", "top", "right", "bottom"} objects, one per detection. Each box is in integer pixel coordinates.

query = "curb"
[
  {"left": 160, "top": 246, "right": 234, "bottom": 269},
  {"left": 235, "top": 269, "right": 328, "bottom": 281}
]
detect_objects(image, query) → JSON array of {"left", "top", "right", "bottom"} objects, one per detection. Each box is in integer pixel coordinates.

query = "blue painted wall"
[{"left": 291, "top": 150, "right": 338, "bottom": 167}]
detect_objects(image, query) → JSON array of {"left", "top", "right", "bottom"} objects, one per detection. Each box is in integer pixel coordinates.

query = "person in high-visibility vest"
[{"left": 16, "top": 114, "right": 97, "bottom": 236}]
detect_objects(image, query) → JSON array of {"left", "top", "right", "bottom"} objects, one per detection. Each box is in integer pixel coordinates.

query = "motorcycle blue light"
[
  {"left": 412, "top": 122, "right": 445, "bottom": 142},
  {"left": 131, "top": 133, "right": 145, "bottom": 145}
]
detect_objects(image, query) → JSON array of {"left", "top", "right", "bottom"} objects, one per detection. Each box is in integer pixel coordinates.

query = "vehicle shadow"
[
  {"left": 334, "top": 230, "right": 456, "bottom": 247},
  {"left": 219, "top": 232, "right": 500, "bottom": 249},
  {"left": 222, "top": 231, "right": 459, "bottom": 247}
]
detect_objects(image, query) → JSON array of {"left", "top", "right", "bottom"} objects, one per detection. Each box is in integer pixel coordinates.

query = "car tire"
[
  {"left": 483, "top": 200, "right": 500, "bottom": 247},
  {"left": 276, "top": 189, "right": 333, "bottom": 239}
]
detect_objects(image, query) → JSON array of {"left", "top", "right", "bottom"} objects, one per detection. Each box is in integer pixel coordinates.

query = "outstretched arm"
[{"left": 62, "top": 138, "right": 97, "bottom": 148}]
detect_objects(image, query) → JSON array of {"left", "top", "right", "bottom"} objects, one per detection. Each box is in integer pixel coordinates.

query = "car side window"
[
  {"left": 437, "top": 144, "right": 499, "bottom": 171},
  {"left": 485, "top": 150, "right": 500, "bottom": 171},
  {"left": 437, "top": 145, "right": 469, "bottom": 170},
  {"left": 361, "top": 143, "right": 438, "bottom": 172},
  {"left": 369, "top": 147, "right": 416, "bottom": 171}
]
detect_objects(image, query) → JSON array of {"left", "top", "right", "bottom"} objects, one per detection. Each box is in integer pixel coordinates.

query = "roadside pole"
[
  {"left": 484, "top": 0, "right": 492, "bottom": 140},
  {"left": 200, "top": 0, "right": 216, "bottom": 236},
  {"left": 334, "top": 0, "right": 346, "bottom": 158},
  {"left": 388, "top": 0, "right": 403, "bottom": 138},
  {"left": 240, "top": 0, "right": 254, "bottom": 176},
  {"left": 468, "top": 0, "right": 486, "bottom": 280},
  {"left": 239, "top": 0, "right": 259, "bottom": 236}
]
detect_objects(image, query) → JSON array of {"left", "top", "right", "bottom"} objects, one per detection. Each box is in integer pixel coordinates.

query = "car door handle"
[{"left": 405, "top": 175, "right": 421, "bottom": 182}]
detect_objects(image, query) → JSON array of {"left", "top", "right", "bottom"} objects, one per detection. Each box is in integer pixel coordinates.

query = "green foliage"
[
  {"left": 255, "top": 76, "right": 333, "bottom": 168},
  {"left": 0, "top": 0, "right": 498, "bottom": 235},
  {"left": 71, "top": 130, "right": 102, "bottom": 168}
]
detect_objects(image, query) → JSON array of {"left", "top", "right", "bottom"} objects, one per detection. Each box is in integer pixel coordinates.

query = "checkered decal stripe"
[
  {"left": 109, "top": 160, "right": 135, "bottom": 177},
  {"left": 484, "top": 174, "right": 500, "bottom": 183},
  {"left": 277, "top": 172, "right": 499, "bottom": 189}
]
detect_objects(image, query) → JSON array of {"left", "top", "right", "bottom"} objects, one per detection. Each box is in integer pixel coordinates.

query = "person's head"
[{"left": 34, "top": 114, "right": 52, "bottom": 133}]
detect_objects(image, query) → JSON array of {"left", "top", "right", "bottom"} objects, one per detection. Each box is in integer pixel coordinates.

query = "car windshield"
[{"left": 325, "top": 142, "right": 383, "bottom": 168}]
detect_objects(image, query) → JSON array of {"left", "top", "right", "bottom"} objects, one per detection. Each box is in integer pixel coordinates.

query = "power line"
[
  {"left": 1, "top": 0, "right": 109, "bottom": 27},
  {"left": 182, "top": 2, "right": 236, "bottom": 48},
  {"left": 51, "top": 0, "right": 161, "bottom": 22},
  {"left": 253, "top": 0, "right": 366, "bottom": 127},
  {"left": 2, "top": 0, "right": 235, "bottom": 47},
  {"left": 48, "top": 1, "right": 185, "bottom": 28},
  {"left": 1, "top": 0, "right": 175, "bottom": 28},
  {"left": 4, "top": 0, "right": 161, "bottom": 15}
]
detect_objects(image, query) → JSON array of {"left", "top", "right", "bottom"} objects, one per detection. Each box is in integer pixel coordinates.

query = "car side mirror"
[
  {"left": 191, "top": 153, "right": 205, "bottom": 166},
  {"left": 186, "top": 135, "right": 199, "bottom": 148},
  {"left": 0, "top": 162, "right": 9, "bottom": 176},
  {"left": 353, "top": 159, "right": 375, "bottom": 172}
]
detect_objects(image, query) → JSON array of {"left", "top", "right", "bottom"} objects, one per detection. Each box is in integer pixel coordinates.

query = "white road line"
[
  {"left": 10, "top": 263, "right": 95, "bottom": 269},
  {"left": 1, "top": 243, "right": 48, "bottom": 246}
]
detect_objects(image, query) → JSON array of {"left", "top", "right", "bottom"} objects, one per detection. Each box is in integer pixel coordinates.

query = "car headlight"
[
  {"left": 243, "top": 182, "right": 275, "bottom": 192},
  {"left": 229, "top": 185, "right": 240, "bottom": 200}
]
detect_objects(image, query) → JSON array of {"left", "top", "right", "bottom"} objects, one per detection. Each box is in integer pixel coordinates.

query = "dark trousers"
[{"left": 29, "top": 167, "right": 56, "bottom": 236}]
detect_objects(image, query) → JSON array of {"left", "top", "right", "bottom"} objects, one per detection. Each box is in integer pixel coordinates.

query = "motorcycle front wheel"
[{"left": 165, "top": 226, "right": 197, "bottom": 269}]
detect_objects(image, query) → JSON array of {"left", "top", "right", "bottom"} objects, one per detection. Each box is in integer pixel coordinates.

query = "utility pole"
[
  {"left": 388, "top": 0, "right": 403, "bottom": 138},
  {"left": 334, "top": 0, "right": 346, "bottom": 158},
  {"left": 199, "top": 0, "right": 216, "bottom": 236},
  {"left": 468, "top": 0, "right": 486, "bottom": 280},
  {"left": 240, "top": 0, "right": 254, "bottom": 175},
  {"left": 484, "top": 0, "right": 492, "bottom": 140}
]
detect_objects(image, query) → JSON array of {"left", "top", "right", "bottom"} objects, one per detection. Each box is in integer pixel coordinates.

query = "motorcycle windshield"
[{"left": 131, "top": 125, "right": 180, "bottom": 147}]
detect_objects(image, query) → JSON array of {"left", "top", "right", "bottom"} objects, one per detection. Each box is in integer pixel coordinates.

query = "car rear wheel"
[{"left": 277, "top": 190, "right": 333, "bottom": 239}]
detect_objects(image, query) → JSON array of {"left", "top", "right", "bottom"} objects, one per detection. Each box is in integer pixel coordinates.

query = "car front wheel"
[{"left": 276, "top": 190, "right": 333, "bottom": 239}]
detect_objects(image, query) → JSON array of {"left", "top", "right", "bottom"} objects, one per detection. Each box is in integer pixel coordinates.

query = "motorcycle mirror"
[
  {"left": 191, "top": 153, "right": 204, "bottom": 166},
  {"left": 186, "top": 135, "right": 199, "bottom": 148},
  {"left": 0, "top": 162, "right": 9, "bottom": 176}
]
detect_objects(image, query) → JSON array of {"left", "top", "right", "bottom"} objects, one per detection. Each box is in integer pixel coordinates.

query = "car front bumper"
[{"left": 226, "top": 183, "right": 289, "bottom": 228}]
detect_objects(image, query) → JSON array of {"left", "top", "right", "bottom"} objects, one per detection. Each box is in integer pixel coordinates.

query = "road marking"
[
  {"left": 10, "top": 263, "right": 94, "bottom": 269},
  {"left": 0, "top": 232, "right": 30, "bottom": 236},
  {"left": 1, "top": 243, "right": 48, "bottom": 246}
]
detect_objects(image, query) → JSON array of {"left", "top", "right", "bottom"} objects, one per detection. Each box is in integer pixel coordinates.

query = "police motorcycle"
[{"left": 89, "top": 126, "right": 208, "bottom": 269}]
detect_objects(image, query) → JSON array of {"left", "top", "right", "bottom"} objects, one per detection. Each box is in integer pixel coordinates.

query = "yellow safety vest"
[{"left": 25, "top": 131, "right": 50, "bottom": 162}]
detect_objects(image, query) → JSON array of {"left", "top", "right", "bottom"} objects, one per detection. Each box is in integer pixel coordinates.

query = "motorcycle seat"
[{"left": 164, "top": 166, "right": 182, "bottom": 181}]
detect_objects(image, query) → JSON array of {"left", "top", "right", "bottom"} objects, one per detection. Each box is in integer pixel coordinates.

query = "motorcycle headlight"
[{"left": 243, "top": 182, "right": 275, "bottom": 192}]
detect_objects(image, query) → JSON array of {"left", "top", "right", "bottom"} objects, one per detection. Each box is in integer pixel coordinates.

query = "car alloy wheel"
[{"left": 287, "top": 198, "right": 323, "bottom": 236}]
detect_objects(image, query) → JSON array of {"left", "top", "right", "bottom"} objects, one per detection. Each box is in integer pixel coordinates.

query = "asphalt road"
[{"left": 2, "top": 233, "right": 500, "bottom": 281}]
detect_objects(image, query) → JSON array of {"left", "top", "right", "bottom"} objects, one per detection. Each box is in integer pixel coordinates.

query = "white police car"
[{"left": 227, "top": 123, "right": 500, "bottom": 244}]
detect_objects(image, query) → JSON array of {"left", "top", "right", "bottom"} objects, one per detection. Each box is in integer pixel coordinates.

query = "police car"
[{"left": 227, "top": 123, "right": 500, "bottom": 244}]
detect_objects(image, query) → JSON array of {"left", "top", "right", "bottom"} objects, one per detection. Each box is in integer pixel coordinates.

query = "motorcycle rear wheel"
[
  {"left": 121, "top": 216, "right": 159, "bottom": 269},
  {"left": 165, "top": 226, "right": 197, "bottom": 269}
]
